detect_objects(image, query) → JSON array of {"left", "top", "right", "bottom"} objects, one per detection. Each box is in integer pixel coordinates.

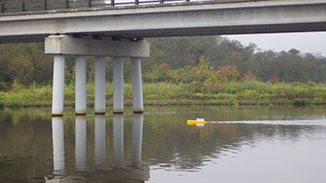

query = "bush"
[
  {"left": 143, "top": 63, "right": 173, "bottom": 82},
  {"left": 244, "top": 71, "right": 257, "bottom": 81},
  {"left": 0, "top": 81, "right": 10, "bottom": 91},
  {"left": 268, "top": 73, "right": 279, "bottom": 83},
  {"left": 217, "top": 65, "right": 241, "bottom": 82},
  {"left": 144, "top": 56, "right": 244, "bottom": 85}
]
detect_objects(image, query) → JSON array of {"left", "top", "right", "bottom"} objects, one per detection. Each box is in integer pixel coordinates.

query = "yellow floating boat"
[{"left": 187, "top": 118, "right": 206, "bottom": 125}]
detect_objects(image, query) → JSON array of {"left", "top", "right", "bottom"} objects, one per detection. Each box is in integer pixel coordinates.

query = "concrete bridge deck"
[{"left": 1, "top": 0, "right": 326, "bottom": 43}]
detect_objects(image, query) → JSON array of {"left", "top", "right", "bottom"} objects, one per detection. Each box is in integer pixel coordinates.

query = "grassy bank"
[{"left": 1, "top": 80, "right": 326, "bottom": 107}]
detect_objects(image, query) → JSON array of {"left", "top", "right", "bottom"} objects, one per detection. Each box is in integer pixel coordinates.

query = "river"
[{"left": 0, "top": 105, "right": 326, "bottom": 183}]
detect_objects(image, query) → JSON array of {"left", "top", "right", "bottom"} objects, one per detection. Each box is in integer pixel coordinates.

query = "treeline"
[
  {"left": 1, "top": 36, "right": 326, "bottom": 91},
  {"left": 146, "top": 36, "right": 326, "bottom": 83}
]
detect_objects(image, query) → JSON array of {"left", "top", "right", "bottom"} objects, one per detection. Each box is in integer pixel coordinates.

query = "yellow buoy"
[{"left": 187, "top": 118, "right": 206, "bottom": 125}]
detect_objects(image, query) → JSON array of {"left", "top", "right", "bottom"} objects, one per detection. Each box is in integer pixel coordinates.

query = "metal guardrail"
[{"left": 0, "top": 0, "right": 194, "bottom": 13}]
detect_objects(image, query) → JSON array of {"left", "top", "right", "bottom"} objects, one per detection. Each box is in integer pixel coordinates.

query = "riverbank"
[{"left": 1, "top": 81, "right": 326, "bottom": 108}]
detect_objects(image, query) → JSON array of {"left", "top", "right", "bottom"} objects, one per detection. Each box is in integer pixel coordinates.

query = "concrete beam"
[
  {"left": 1, "top": 0, "right": 326, "bottom": 43},
  {"left": 44, "top": 35, "right": 150, "bottom": 58}
]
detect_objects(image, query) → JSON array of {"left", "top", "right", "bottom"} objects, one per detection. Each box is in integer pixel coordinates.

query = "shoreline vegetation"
[
  {"left": 1, "top": 80, "right": 326, "bottom": 108},
  {"left": 2, "top": 36, "right": 326, "bottom": 108}
]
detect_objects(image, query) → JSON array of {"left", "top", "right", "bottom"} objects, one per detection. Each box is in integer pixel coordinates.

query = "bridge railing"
[{"left": 0, "top": 0, "right": 200, "bottom": 14}]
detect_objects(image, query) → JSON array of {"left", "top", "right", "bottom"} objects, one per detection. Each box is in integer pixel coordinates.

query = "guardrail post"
[
  {"left": 22, "top": 0, "right": 25, "bottom": 11},
  {"left": 87, "top": 0, "right": 91, "bottom": 7},
  {"left": 0, "top": 3, "right": 3, "bottom": 13},
  {"left": 135, "top": 0, "right": 139, "bottom": 5},
  {"left": 160, "top": 0, "right": 164, "bottom": 4},
  {"left": 186, "top": 0, "right": 190, "bottom": 2},
  {"left": 111, "top": 0, "right": 115, "bottom": 6},
  {"left": 65, "top": 0, "right": 69, "bottom": 9},
  {"left": 44, "top": 0, "right": 47, "bottom": 10}
]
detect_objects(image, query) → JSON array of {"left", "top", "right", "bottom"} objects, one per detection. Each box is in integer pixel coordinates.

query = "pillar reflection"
[
  {"left": 47, "top": 115, "right": 149, "bottom": 183},
  {"left": 131, "top": 114, "right": 144, "bottom": 168},
  {"left": 95, "top": 115, "right": 106, "bottom": 170},
  {"left": 113, "top": 114, "right": 124, "bottom": 168},
  {"left": 75, "top": 116, "right": 87, "bottom": 171},
  {"left": 51, "top": 117, "right": 65, "bottom": 177}
]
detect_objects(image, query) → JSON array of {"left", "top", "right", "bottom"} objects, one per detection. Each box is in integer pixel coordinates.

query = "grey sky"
[{"left": 225, "top": 32, "right": 326, "bottom": 56}]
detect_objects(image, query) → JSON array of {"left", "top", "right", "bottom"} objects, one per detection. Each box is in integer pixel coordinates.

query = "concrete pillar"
[
  {"left": 52, "top": 117, "right": 65, "bottom": 177},
  {"left": 95, "top": 115, "right": 106, "bottom": 170},
  {"left": 131, "top": 114, "right": 144, "bottom": 168},
  {"left": 113, "top": 57, "right": 124, "bottom": 114},
  {"left": 75, "top": 116, "right": 87, "bottom": 171},
  {"left": 130, "top": 58, "right": 144, "bottom": 113},
  {"left": 113, "top": 114, "right": 124, "bottom": 168},
  {"left": 75, "top": 56, "right": 87, "bottom": 115},
  {"left": 52, "top": 55, "right": 65, "bottom": 116},
  {"left": 95, "top": 57, "right": 106, "bottom": 114}
]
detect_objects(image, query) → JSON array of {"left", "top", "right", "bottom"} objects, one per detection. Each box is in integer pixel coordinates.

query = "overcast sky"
[{"left": 224, "top": 32, "right": 326, "bottom": 56}]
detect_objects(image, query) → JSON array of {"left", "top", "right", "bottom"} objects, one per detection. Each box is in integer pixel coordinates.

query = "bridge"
[{"left": 0, "top": 0, "right": 325, "bottom": 115}]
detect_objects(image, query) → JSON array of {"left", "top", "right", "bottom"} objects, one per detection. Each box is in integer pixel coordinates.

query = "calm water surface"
[{"left": 0, "top": 105, "right": 326, "bottom": 183}]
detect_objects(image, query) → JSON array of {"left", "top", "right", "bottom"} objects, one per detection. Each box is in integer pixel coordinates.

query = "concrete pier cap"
[{"left": 45, "top": 35, "right": 150, "bottom": 58}]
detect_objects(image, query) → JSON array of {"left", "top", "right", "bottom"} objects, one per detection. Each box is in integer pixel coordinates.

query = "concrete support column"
[
  {"left": 95, "top": 115, "right": 106, "bottom": 170},
  {"left": 75, "top": 56, "right": 87, "bottom": 115},
  {"left": 52, "top": 55, "right": 65, "bottom": 116},
  {"left": 130, "top": 58, "right": 144, "bottom": 113},
  {"left": 75, "top": 116, "right": 87, "bottom": 171},
  {"left": 95, "top": 57, "right": 106, "bottom": 114},
  {"left": 113, "top": 57, "right": 124, "bottom": 114},
  {"left": 113, "top": 115, "right": 124, "bottom": 168},
  {"left": 52, "top": 117, "right": 66, "bottom": 177},
  {"left": 131, "top": 114, "right": 144, "bottom": 168}
]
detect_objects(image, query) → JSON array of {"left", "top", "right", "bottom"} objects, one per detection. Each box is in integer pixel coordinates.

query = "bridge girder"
[{"left": 1, "top": 0, "right": 326, "bottom": 43}]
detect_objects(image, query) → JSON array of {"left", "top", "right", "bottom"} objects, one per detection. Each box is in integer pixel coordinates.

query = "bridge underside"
[
  {"left": 1, "top": 0, "right": 326, "bottom": 43},
  {"left": 2, "top": 23, "right": 326, "bottom": 43}
]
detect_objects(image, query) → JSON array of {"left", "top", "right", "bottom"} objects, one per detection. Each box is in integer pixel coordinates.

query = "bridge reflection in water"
[{"left": 46, "top": 114, "right": 148, "bottom": 183}]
